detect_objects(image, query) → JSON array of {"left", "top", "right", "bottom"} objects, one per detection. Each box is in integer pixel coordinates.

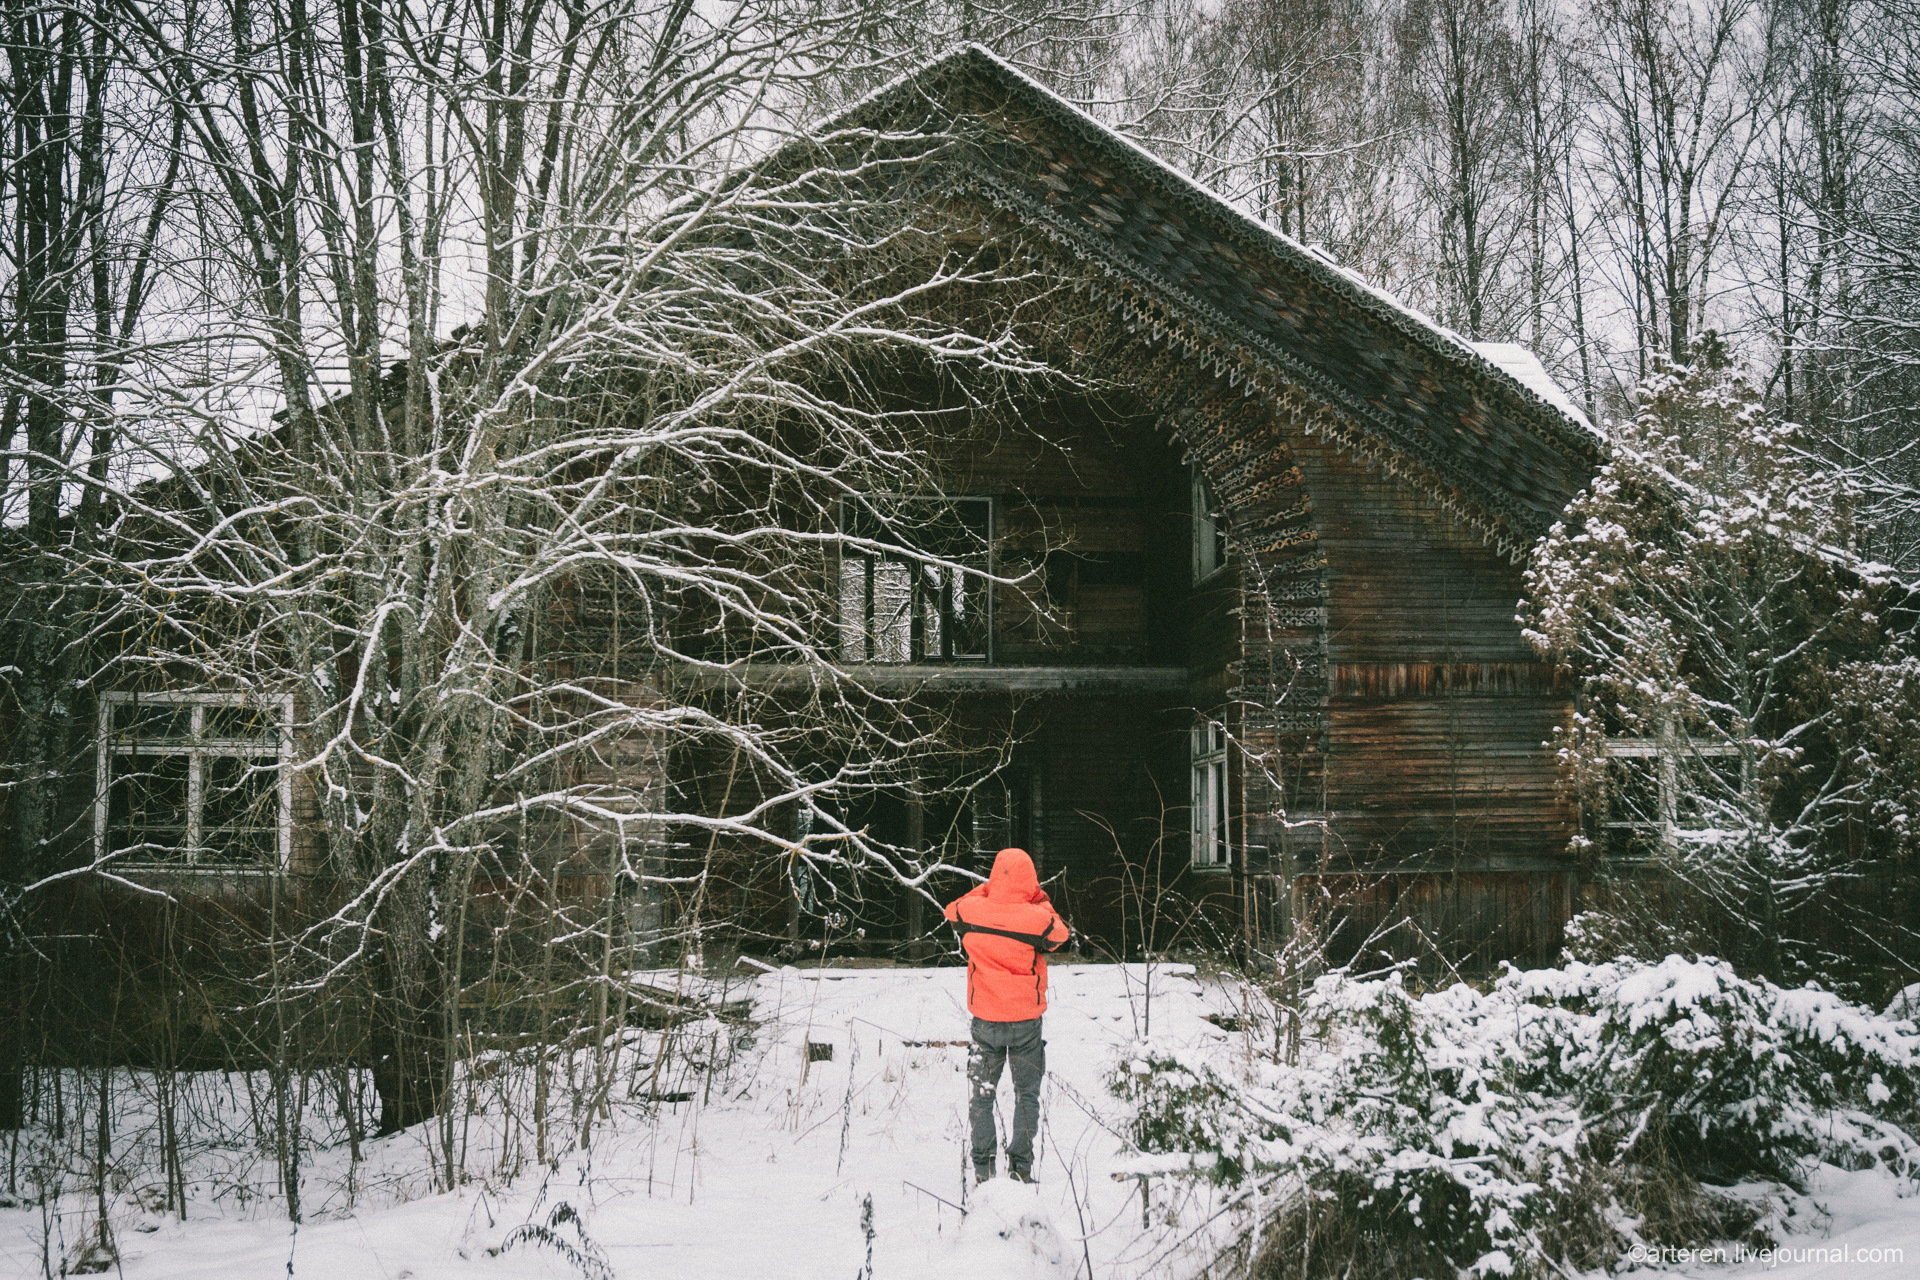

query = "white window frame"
[
  {"left": 1191, "top": 714, "right": 1231, "bottom": 869},
  {"left": 95, "top": 691, "right": 294, "bottom": 871},
  {"left": 1193, "top": 469, "right": 1228, "bottom": 584},
  {"left": 1600, "top": 729, "right": 1742, "bottom": 849}
]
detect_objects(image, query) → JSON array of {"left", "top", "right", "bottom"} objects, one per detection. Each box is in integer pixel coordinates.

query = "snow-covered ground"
[
  {"left": 3, "top": 961, "right": 1916, "bottom": 1279},
  {"left": 0, "top": 963, "right": 1238, "bottom": 1279},
  {"left": 1615, "top": 1166, "right": 1918, "bottom": 1280}
]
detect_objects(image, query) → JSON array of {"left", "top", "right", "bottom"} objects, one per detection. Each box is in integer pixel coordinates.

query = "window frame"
[
  {"left": 836, "top": 495, "right": 994, "bottom": 664},
  {"left": 1599, "top": 732, "right": 1743, "bottom": 851},
  {"left": 1190, "top": 713, "right": 1232, "bottom": 870},
  {"left": 95, "top": 691, "right": 295, "bottom": 872},
  {"left": 1192, "top": 469, "right": 1229, "bottom": 584}
]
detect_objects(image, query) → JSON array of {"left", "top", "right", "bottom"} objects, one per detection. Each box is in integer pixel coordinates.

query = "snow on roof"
[
  {"left": 1299, "top": 248, "right": 1601, "bottom": 441},
  {"left": 858, "top": 45, "right": 1598, "bottom": 445},
  {"left": 1469, "top": 342, "right": 1596, "bottom": 436}
]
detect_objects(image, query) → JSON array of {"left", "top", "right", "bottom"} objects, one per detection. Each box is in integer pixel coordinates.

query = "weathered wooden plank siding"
[
  {"left": 938, "top": 402, "right": 1184, "bottom": 666},
  {"left": 1298, "top": 870, "right": 1578, "bottom": 971},
  {"left": 1292, "top": 433, "right": 1576, "bottom": 873},
  {"left": 1022, "top": 694, "right": 1183, "bottom": 874},
  {"left": 1304, "top": 437, "right": 1537, "bottom": 662},
  {"left": 539, "top": 372, "right": 1582, "bottom": 963}
]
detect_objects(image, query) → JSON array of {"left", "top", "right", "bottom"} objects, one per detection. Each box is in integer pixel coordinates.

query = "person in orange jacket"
[{"left": 944, "top": 846, "right": 1070, "bottom": 1184}]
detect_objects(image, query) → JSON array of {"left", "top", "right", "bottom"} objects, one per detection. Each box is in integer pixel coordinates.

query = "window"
[
  {"left": 1191, "top": 715, "right": 1230, "bottom": 868},
  {"left": 1193, "top": 469, "right": 1228, "bottom": 583},
  {"left": 1600, "top": 729, "right": 1743, "bottom": 854},
  {"left": 96, "top": 692, "right": 292, "bottom": 868},
  {"left": 838, "top": 497, "right": 991, "bottom": 663}
]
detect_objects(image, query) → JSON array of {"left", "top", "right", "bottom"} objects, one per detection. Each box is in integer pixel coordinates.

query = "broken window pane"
[
  {"left": 107, "top": 753, "right": 191, "bottom": 857},
  {"left": 112, "top": 702, "right": 190, "bottom": 740},
  {"left": 204, "top": 703, "right": 276, "bottom": 741},
  {"left": 871, "top": 560, "right": 913, "bottom": 662},
  {"left": 98, "top": 693, "right": 286, "bottom": 868},
  {"left": 202, "top": 756, "right": 279, "bottom": 864},
  {"left": 839, "top": 558, "right": 869, "bottom": 663},
  {"left": 1601, "top": 736, "right": 1746, "bottom": 857}
]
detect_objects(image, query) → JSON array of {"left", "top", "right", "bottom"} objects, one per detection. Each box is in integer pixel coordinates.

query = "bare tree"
[
  {"left": 1115, "top": 0, "right": 1414, "bottom": 274},
  {"left": 1764, "top": 0, "right": 1920, "bottom": 569},
  {"left": 1, "top": 0, "right": 185, "bottom": 1131},
  {"left": 70, "top": 0, "right": 1092, "bottom": 1169},
  {"left": 1584, "top": 0, "right": 1780, "bottom": 374},
  {"left": 1504, "top": 0, "right": 1605, "bottom": 412},
  {"left": 1398, "top": 0, "right": 1519, "bottom": 338}
]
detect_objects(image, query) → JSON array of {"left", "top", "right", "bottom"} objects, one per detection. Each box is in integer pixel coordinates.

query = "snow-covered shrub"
[
  {"left": 1115, "top": 972, "right": 1567, "bottom": 1278},
  {"left": 1112, "top": 955, "right": 1920, "bottom": 1278},
  {"left": 1508, "top": 956, "right": 1920, "bottom": 1182}
]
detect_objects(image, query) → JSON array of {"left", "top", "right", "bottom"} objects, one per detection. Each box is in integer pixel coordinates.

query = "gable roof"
[{"left": 826, "top": 45, "right": 1604, "bottom": 547}]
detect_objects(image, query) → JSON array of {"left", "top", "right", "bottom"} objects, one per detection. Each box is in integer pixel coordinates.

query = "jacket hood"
[{"left": 985, "top": 847, "right": 1041, "bottom": 903}]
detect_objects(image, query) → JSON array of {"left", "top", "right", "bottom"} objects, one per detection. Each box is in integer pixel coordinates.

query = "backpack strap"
[{"left": 950, "top": 916, "right": 1066, "bottom": 953}]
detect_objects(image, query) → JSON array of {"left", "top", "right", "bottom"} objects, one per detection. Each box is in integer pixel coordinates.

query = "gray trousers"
[{"left": 967, "top": 1015, "right": 1044, "bottom": 1172}]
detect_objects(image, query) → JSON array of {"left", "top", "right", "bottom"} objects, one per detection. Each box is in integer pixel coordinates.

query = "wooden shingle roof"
[{"left": 830, "top": 45, "right": 1605, "bottom": 548}]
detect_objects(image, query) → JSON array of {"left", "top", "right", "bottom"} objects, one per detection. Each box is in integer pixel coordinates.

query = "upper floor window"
[
  {"left": 1191, "top": 714, "right": 1231, "bottom": 869},
  {"left": 1193, "top": 470, "right": 1228, "bottom": 583},
  {"left": 838, "top": 497, "right": 991, "bottom": 663},
  {"left": 96, "top": 692, "right": 292, "bottom": 869}
]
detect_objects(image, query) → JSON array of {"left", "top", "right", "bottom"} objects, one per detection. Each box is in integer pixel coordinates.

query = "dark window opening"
[
  {"left": 1193, "top": 470, "right": 1229, "bottom": 583},
  {"left": 838, "top": 498, "right": 992, "bottom": 662},
  {"left": 98, "top": 693, "right": 288, "bottom": 868}
]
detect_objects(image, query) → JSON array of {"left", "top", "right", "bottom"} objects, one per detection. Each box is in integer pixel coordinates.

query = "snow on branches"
[
  {"left": 1113, "top": 956, "right": 1920, "bottom": 1279},
  {"left": 1519, "top": 337, "right": 1920, "bottom": 982}
]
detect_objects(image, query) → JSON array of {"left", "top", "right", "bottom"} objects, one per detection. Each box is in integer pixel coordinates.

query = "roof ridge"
[{"left": 832, "top": 43, "right": 1600, "bottom": 450}]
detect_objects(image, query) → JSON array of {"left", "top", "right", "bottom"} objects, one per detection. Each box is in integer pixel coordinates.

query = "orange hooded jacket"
[{"left": 944, "top": 847, "right": 1070, "bottom": 1022}]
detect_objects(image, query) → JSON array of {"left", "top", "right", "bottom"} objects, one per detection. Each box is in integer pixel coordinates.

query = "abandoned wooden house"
[
  {"left": 585, "top": 46, "right": 1608, "bottom": 968},
  {"left": 57, "top": 45, "right": 1607, "bottom": 990}
]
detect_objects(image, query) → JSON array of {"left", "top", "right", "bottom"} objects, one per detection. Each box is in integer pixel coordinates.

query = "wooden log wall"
[
  {"left": 1295, "top": 434, "right": 1576, "bottom": 874},
  {"left": 938, "top": 398, "right": 1189, "bottom": 666},
  {"left": 578, "top": 396, "right": 1217, "bottom": 954},
  {"left": 1159, "top": 369, "right": 1579, "bottom": 965},
  {"left": 1285, "top": 869, "right": 1578, "bottom": 972}
]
